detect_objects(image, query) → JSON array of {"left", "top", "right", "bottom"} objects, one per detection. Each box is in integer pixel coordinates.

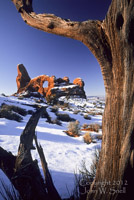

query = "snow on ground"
[
  {"left": 0, "top": 95, "right": 104, "bottom": 199},
  {"left": 52, "top": 84, "right": 76, "bottom": 90}
]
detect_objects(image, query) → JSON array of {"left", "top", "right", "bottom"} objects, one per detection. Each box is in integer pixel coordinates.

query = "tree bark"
[
  {"left": 13, "top": 107, "right": 49, "bottom": 200},
  {"left": 11, "top": 0, "right": 134, "bottom": 199},
  {"left": 88, "top": 1, "right": 134, "bottom": 199}
]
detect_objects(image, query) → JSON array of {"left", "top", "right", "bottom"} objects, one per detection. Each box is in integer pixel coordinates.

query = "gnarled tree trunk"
[
  {"left": 11, "top": 0, "right": 134, "bottom": 199},
  {"left": 0, "top": 107, "right": 61, "bottom": 200}
]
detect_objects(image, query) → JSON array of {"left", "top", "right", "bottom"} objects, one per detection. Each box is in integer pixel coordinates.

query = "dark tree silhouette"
[
  {"left": 0, "top": 107, "right": 61, "bottom": 200},
  {"left": 9, "top": 0, "right": 134, "bottom": 199}
]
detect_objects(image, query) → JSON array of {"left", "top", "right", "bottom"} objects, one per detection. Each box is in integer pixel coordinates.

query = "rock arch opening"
[{"left": 43, "top": 81, "right": 48, "bottom": 88}]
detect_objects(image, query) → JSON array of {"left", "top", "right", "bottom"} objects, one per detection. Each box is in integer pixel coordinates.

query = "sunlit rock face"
[
  {"left": 16, "top": 64, "right": 86, "bottom": 99},
  {"left": 73, "top": 77, "right": 85, "bottom": 88}
]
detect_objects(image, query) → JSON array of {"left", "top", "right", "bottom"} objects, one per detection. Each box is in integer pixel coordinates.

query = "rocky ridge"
[{"left": 15, "top": 64, "right": 86, "bottom": 100}]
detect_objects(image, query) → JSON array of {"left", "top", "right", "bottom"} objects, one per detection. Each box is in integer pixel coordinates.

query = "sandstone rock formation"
[
  {"left": 16, "top": 64, "right": 31, "bottom": 92},
  {"left": 73, "top": 78, "right": 84, "bottom": 88},
  {"left": 16, "top": 64, "right": 86, "bottom": 100}
]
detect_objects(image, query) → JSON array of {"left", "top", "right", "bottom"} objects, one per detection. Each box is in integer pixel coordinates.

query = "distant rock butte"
[
  {"left": 16, "top": 64, "right": 86, "bottom": 99},
  {"left": 16, "top": 64, "right": 31, "bottom": 91}
]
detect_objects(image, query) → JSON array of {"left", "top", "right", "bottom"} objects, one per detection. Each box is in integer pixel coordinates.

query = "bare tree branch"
[
  {"left": 13, "top": 107, "right": 49, "bottom": 200},
  {"left": 0, "top": 108, "right": 50, "bottom": 200},
  {"left": 11, "top": 0, "right": 33, "bottom": 12},
  {"left": 11, "top": 0, "right": 113, "bottom": 93}
]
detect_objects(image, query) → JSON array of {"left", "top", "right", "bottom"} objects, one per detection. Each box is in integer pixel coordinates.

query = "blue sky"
[{"left": 0, "top": 0, "right": 111, "bottom": 96}]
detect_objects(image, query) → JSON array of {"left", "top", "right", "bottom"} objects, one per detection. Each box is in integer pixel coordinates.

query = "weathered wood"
[
  {"left": 11, "top": 0, "right": 111, "bottom": 93},
  {"left": 0, "top": 108, "right": 50, "bottom": 200},
  {"left": 0, "top": 106, "right": 62, "bottom": 200},
  {"left": 87, "top": 1, "right": 134, "bottom": 199},
  {"left": 0, "top": 146, "right": 16, "bottom": 181},
  {"left": 15, "top": 107, "right": 45, "bottom": 170},
  {"left": 13, "top": 107, "right": 49, "bottom": 200},
  {"left": 11, "top": 0, "right": 134, "bottom": 199}
]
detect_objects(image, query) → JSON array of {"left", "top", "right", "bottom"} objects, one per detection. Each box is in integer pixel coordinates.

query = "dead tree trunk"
[
  {"left": 11, "top": 0, "right": 134, "bottom": 199},
  {"left": 0, "top": 107, "right": 61, "bottom": 200},
  {"left": 13, "top": 107, "right": 49, "bottom": 200}
]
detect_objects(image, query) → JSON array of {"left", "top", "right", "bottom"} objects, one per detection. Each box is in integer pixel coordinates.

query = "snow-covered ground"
[{"left": 0, "top": 94, "right": 105, "bottom": 199}]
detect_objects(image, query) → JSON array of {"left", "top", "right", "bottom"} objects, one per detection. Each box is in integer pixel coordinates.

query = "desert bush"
[
  {"left": 0, "top": 105, "right": 23, "bottom": 122},
  {"left": 90, "top": 149, "right": 100, "bottom": 177},
  {"left": 1, "top": 104, "right": 27, "bottom": 116},
  {"left": 56, "top": 113, "right": 75, "bottom": 122},
  {"left": 83, "top": 132, "right": 93, "bottom": 144},
  {"left": 83, "top": 114, "right": 91, "bottom": 120},
  {"left": 50, "top": 105, "right": 58, "bottom": 113},
  {"left": 87, "top": 111, "right": 96, "bottom": 116},
  {"left": 58, "top": 102, "right": 71, "bottom": 111},
  {"left": 96, "top": 106, "right": 103, "bottom": 109},
  {"left": 1, "top": 93, "right": 6, "bottom": 97},
  {"left": 95, "top": 112, "right": 103, "bottom": 115},
  {"left": 82, "top": 123, "right": 102, "bottom": 132},
  {"left": 61, "top": 107, "right": 67, "bottom": 111},
  {"left": 88, "top": 123, "right": 101, "bottom": 132},
  {"left": 46, "top": 95, "right": 57, "bottom": 105},
  {"left": 67, "top": 120, "right": 80, "bottom": 136},
  {"left": 63, "top": 102, "right": 69, "bottom": 108},
  {"left": 82, "top": 123, "right": 89, "bottom": 129},
  {"left": 73, "top": 110, "right": 80, "bottom": 115},
  {"left": 96, "top": 134, "right": 102, "bottom": 140},
  {"left": 72, "top": 149, "right": 100, "bottom": 200}
]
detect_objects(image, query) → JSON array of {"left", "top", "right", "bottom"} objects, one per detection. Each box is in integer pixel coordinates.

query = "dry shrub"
[
  {"left": 82, "top": 123, "right": 88, "bottom": 129},
  {"left": 0, "top": 109, "right": 23, "bottom": 122},
  {"left": 50, "top": 105, "right": 58, "bottom": 113},
  {"left": 72, "top": 148, "right": 101, "bottom": 200},
  {"left": 1, "top": 104, "right": 27, "bottom": 116},
  {"left": 83, "top": 132, "right": 93, "bottom": 144},
  {"left": 83, "top": 114, "right": 91, "bottom": 120},
  {"left": 96, "top": 134, "right": 102, "bottom": 140},
  {"left": 87, "top": 111, "right": 103, "bottom": 116},
  {"left": 46, "top": 94, "right": 57, "bottom": 105},
  {"left": 0, "top": 104, "right": 25, "bottom": 122},
  {"left": 90, "top": 149, "right": 100, "bottom": 177},
  {"left": 87, "top": 111, "right": 96, "bottom": 116},
  {"left": 60, "top": 102, "right": 70, "bottom": 110},
  {"left": 67, "top": 120, "right": 80, "bottom": 136},
  {"left": 81, "top": 123, "right": 102, "bottom": 132},
  {"left": 95, "top": 112, "right": 103, "bottom": 115},
  {"left": 88, "top": 123, "right": 101, "bottom": 132},
  {"left": 63, "top": 102, "right": 69, "bottom": 108},
  {"left": 57, "top": 113, "right": 75, "bottom": 122},
  {"left": 73, "top": 110, "right": 80, "bottom": 115},
  {"left": 61, "top": 107, "right": 67, "bottom": 111}
]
